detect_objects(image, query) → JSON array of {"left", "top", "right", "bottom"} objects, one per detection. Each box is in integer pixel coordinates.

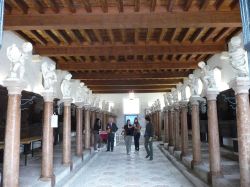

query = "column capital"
[
  {"left": 179, "top": 101, "right": 189, "bottom": 108},
  {"left": 190, "top": 96, "right": 200, "bottom": 105},
  {"left": 3, "top": 79, "right": 27, "bottom": 95},
  {"left": 229, "top": 77, "right": 250, "bottom": 95},
  {"left": 206, "top": 89, "right": 220, "bottom": 101},
  {"left": 42, "top": 91, "right": 55, "bottom": 102},
  {"left": 74, "top": 102, "right": 84, "bottom": 108},
  {"left": 62, "top": 98, "right": 73, "bottom": 106}
]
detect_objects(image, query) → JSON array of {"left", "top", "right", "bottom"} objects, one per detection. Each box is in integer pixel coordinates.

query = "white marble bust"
[
  {"left": 198, "top": 61, "right": 216, "bottom": 90},
  {"left": 188, "top": 74, "right": 199, "bottom": 96},
  {"left": 41, "top": 61, "right": 57, "bottom": 92},
  {"left": 75, "top": 82, "right": 85, "bottom": 103},
  {"left": 61, "top": 73, "right": 72, "bottom": 98}
]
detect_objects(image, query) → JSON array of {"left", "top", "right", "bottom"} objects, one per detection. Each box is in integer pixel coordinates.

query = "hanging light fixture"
[{"left": 129, "top": 90, "right": 135, "bottom": 100}]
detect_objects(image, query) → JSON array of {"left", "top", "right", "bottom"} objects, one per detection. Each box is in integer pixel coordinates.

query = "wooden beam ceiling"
[
  {"left": 4, "top": 12, "right": 241, "bottom": 30},
  {"left": 35, "top": 43, "right": 225, "bottom": 56},
  {"left": 72, "top": 71, "right": 191, "bottom": 80},
  {"left": 93, "top": 89, "right": 170, "bottom": 93},
  {"left": 57, "top": 61, "right": 198, "bottom": 71}
]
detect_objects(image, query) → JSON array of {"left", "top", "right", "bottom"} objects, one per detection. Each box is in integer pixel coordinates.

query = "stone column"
[
  {"left": 172, "top": 109, "right": 176, "bottom": 148},
  {"left": 62, "top": 98, "right": 72, "bottom": 167},
  {"left": 3, "top": 80, "right": 25, "bottom": 187},
  {"left": 41, "top": 93, "right": 54, "bottom": 181},
  {"left": 84, "top": 108, "right": 91, "bottom": 149},
  {"left": 174, "top": 104, "right": 181, "bottom": 151},
  {"left": 168, "top": 107, "right": 174, "bottom": 146},
  {"left": 76, "top": 106, "right": 83, "bottom": 157},
  {"left": 206, "top": 90, "right": 221, "bottom": 179},
  {"left": 230, "top": 78, "right": 250, "bottom": 187},
  {"left": 190, "top": 97, "right": 201, "bottom": 166},
  {"left": 180, "top": 102, "right": 189, "bottom": 157},
  {"left": 164, "top": 109, "right": 169, "bottom": 143},
  {"left": 90, "top": 110, "right": 96, "bottom": 147}
]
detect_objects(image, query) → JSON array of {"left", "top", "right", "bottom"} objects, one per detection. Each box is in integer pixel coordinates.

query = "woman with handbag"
[{"left": 133, "top": 117, "right": 141, "bottom": 152}]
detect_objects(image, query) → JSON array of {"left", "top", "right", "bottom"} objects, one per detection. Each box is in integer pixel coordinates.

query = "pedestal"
[
  {"left": 190, "top": 97, "right": 201, "bottom": 166},
  {"left": 76, "top": 106, "right": 83, "bottom": 158},
  {"left": 180, "top": 102, "right": 189, "bottom": 157},
  {"left": 230, "top": 78, "right": 250, "bottom": 187},
  {"left": 3, "top": 80, "right": 26, "bottom": 187},
  {"left": 41, "top": 92, "right": 55, "bottom": 181},
  {"left": 62, "top": 98, "right": 72, "bottom": 167},
  {"left": 84, "top": 109, "right": 91, "bottom": 149},
  {"left": 206, "top": 90, "right": 221, "bottom": 178}
]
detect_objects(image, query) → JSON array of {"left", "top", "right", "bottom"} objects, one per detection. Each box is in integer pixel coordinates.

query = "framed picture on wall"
[{"left": 124, "top": 114, "right": 138, "bottom": 124}]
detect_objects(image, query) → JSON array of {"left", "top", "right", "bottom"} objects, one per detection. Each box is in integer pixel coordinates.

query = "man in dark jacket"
[
  {"left": 144, "top": 115, "right": 154, "bottom": 160},
  {"left": 106, "top": 117, "right": 118, "bottom": 152}
]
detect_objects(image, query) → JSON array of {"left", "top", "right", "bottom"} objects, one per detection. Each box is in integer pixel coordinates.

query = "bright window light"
[
  {"left": 123, "top": 98, "right": 140, "bottom": 114},
  {"left": 178, "top": 92, "right": 181, "bottom": 101}
]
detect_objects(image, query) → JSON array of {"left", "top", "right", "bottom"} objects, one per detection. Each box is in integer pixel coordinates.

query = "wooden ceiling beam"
[
  {"left": 62, "top": 0, "right": 76, "bottom": 13},
  {"left": 213, "top": 27, "right": 230, "bottom": 42},
  {"left": 117, "top": 0, "right": 124, "bottom": 12},
  {"left": 158, "top": 28, "right": 167, "bottom": 43},
  {"left": 35, "top": 43, "right": 225, "bottom": 56},
  {"left": 81, "top": 0, "right": 92, "bottom": 12},
  {"left": 93, "top": 29, "right": 103, "bottom": 43},
  {"left": 4, "top": 2, "right": 12, "bottom": 14},
  {"left": 230, "top": 0, "right": 239, "bottom": 10},
  {"left": 4, "top": 12, "right": 241, "bottom": 30},
  {"left": 72, "top": 71, "right": 191, "bottom": 80},
  {"left": 44, "top": 0, "right": 60, "bottom": 13},
  {"left": 33, "top": 0, "right": 45, "bottom": 14},
  {"left": 150, "top": 0, "right": 157, "bottom": 12},
  {"left": 89, "top": 85, "right": 174, "bottom": 90},
  {"left": 214, "top": 0, "right": 224, "bottom": 10},
  {"left": 44, "top": 30, "right": 60, "bottom": 45},
  {"left": 57, "top": 30, "right": 72, "bottom": 44},
  {"left": 28, "top": 30, "right": 47, "bottom": 45},
  {"left": 199, "top": 0, "right": 209, "bottom": 10},
  {"left": 134, "top": 0, "right": 140, "bottom": 12},
  {"left": 167, "top": 0, "right": 176, "bottom": 12},
  {"left": 83, "top": 79, "right": 183, "bottom": 85},
  {"left": 100, "top": 0, "right": 108, "bottom": 13},
  {"left": 57, "top": 61, "right": 198, "bottom": 71},
  {"left": 184, "top": 0, "right": 193, "bottom": 11},
  {"left": 93, "top": 89, "right": 170, "bottom": 93},
  {"left": 9, "top": 0, "right": 28, "bottom": 14}
]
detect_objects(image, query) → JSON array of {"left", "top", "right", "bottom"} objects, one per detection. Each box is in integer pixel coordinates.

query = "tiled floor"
[{"left": 73, "top": 142, "right": 194, "bottom": 187}]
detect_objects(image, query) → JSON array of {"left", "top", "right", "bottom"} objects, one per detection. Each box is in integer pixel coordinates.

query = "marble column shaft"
[
  {"left": 41, "top": 99, "right": 54, "bottom": 179},
  {"left": 169, "top": 109, "right": 174, "bottom": 146},
  {"left": 90, "top": 111, "right": 96, "bottom": 146},
  {"left": 175, "top": 106, "right": 181, "bottom": 150},
  {"left": 62, "top": 101, "right": 72, "bottom": 166},
  {"left": 164, "top": 111, "right": 169, "bottom": 143},
  {"left": 76, "top": 107, "right": 83, "bottom": 157},
  {"left": 206, "top": 93, "right": 221, "bottom": 177},
  {"left": 181, "top": 105, "right": 189, "bottom": 156},
  {"left": 84, "top": 109, "right": 91, "bottom": 149},
  {"left": 191, "top": 100, "right": 201, "bottom": 165},
  {"left": 3, "top": 94, "right": 21, "bottom": 187}
]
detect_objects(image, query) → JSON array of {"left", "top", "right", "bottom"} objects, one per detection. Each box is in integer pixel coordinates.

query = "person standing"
[
  {"left": 144, "top": 115, "right": 154, "bottom": 160},
  {"left": 133, "top": 117, "right": 141, "bottom": 151},
  {"left": 124, "top": 119, "right": 134, "bottom": 155},
  {"left": 93, "top": 118, "right": 101, "bottom": 152},
  {"left": 106, "top": 117, "right": 118, "bottom": 152}
]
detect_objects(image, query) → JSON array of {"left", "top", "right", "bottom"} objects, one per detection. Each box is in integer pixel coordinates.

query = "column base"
[
  {"left": 40, "top": 174, "right": 55, "bottom": 187},
  {"left": 208, "top": 171, "right": 223, "bottom": 185},
  {"left": 76, "top": 153, "right": 84, "bottom": 161},
  {"left": 62, "top": 162, "right": 73, "bottom": 171},
  {"left": 191, "top": 160, "right": 201, "bottom": 169}
]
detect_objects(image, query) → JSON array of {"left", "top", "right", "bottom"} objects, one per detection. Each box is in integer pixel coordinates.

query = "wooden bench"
[{"left": 0, "top": 136, "right": 42, "bottom": 166}]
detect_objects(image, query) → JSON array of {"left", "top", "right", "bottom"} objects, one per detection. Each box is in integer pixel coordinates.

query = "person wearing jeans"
[
  {"left": 133, "top": 117, "right": 141, "bottom": 151},
  {"left": 106, "top": 117, "right": 118, "bottom": 152},
  {"left": 124, "top": 119, "right": 134, "bottom": 155},
  {"left": 144, "top": 115, "right": 154, "bottom": 160}
]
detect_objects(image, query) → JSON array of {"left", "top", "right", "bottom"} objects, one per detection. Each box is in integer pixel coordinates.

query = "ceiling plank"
[
  {"left": 44, "top": 0, "right": 60, "bottom": 13},
  {"left": 213, "top": 27, "right": 230, "bottom": 42},
  {"left": 214, "top": 0, "right": 224, "bottom": 10},
  {"left": 27, "top": 30, "right": 47, "bottom": 45},
  {"left": 79, "top": 30, "right": 92, "bottom": 44},
  {"left": 4, "top": 2, "right": 12, "bottom": 14},
  {"left": 35, "top": 42, "right": 226, "bottom": 56},
  {"left": 93, "top": 29, "right": 103, "bottom": 43},
  {"left": 72, "top": 71, "right": 191, "bottom": 80},
  {"left": 4, "top": 12, "right": 241, "bottom": 30},
  {"left": 57, "top": 30, "right": 72, "bottom": 44},
  {"left": 62, "top": 0, "right": 76, "bottom": 13},
  {"left": 9, "top": 0, "right": 28, "bottom": 14},
  {"left": 199, "top": 0, "right": 209, "bottom": 10},
  {"left": 150, "top": 0, "right": 157, "bottom": 12},
  {"left": 81, "top": 0, "right": 92, "bottom": 12},
  {"left": 89, "top": 85, "right": 174, "bottom": 90},
  {"left": 108, "top": 29, "right": 115, "bottom": 44},
  {"left": 135, "top": 0, "right": 140, "bottom": 12},
  {"left": 44, "top": 30, "right": 61, "bottom": 45},
  {"left": 184, "top": 0, "right": 193, "bottom": 11},
  {"left": 230, "top": 0, "right": 239, "bottom": 10},
  {"left": 158, "top": 28, "right": 167, "bottom": 43},
  {"left": 100, "top": 0, "right": 108, "bottom": 13},
  {"left": 33, "top": 0, "right": 45, "bottom": 14},
  {"left": 93, "top": 89, "right": 170, "bottom": 93},
  {"left": 117, "top": 0, "right": 123, "bottom": 12},
  {"left": 167, "top": 0, "right": 176, "bottom": 12},
  {"left": 57, "top": 61, "right": 198, "bottom": 71}
]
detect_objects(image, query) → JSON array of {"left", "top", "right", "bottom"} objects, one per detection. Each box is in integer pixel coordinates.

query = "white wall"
[{"left": 97, "top": 92, "right": 164, "bottom": 130}]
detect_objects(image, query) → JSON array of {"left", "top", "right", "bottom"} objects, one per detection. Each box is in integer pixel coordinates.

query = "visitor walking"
[
  {"left": 144, "top": 115, "right": 154, "bottom": 160},
  {"left": 93, "top": 118, "right": 101, "bottom": 152},
  {"left": 106, "top": 117, "right": 118, "bottom": 152},
  {"left": 133, "top": 117, "right": 141, "bottom": 151},
  {"left": 124, "top": 119, "right": 134, "bottom": 155}
]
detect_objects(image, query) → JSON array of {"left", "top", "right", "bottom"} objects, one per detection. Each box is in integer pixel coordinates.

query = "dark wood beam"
[
  {"left": 10, "top": 0, "right": 28, "bottom": 14},
  {"left": 44, "top": 0, "right": 60, "bottom": 13},
  {"left": 117, "top": 0, "right": 123, "bottom": 12},
  {"left": 150, "top": 0, "right": 157, "bottom": 12},
  {"left": 72, "top": 71, "right": 191, "bottom": 80},
  {"left": 214, "top": 0, "right": 224, "bottom": 10},
  {"left": 4, "top": 2, "right": 12, "bottom": 14},
  {"left": 134, "top": 0, "right": 140, "bottom": 12},
  {"left": 4, "top": 12, "right": 241, "bottom": 30},
  {"left": 81, "top": 0, "right": 92, "bottom": 12},
  {"left": 83, "top": 79, "right": 183, "bottom": 86},
  {"left": 184, "top": 0, "right": 193, "bottom": 11},
  {"left": 167, "top": 0, "right": 176, "bottom": 12},
  {"left": 35, "top": 43, "right": 226, "bottom": 56},
  {"left": 57, "top": 61, "right": 198, "bottom": 71},
  {"left": 93, "top": 89, "right": 169, "bottom": 93},
  {"left": 89, "top": 85, "right": 174, "bottom": 90},
  {"left": 199, "top": 0, "right": 209, "bottom": 10},
  {"left": 33, "top": 0, "right": 45, "bottom": 14},
  {"left": 62, "top": 0, "right": 76, "bottom": 13}
]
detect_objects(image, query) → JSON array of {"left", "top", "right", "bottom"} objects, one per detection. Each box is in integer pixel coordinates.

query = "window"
[{"left": 123, "top": 98, "right": 139, "bottom": 114}]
